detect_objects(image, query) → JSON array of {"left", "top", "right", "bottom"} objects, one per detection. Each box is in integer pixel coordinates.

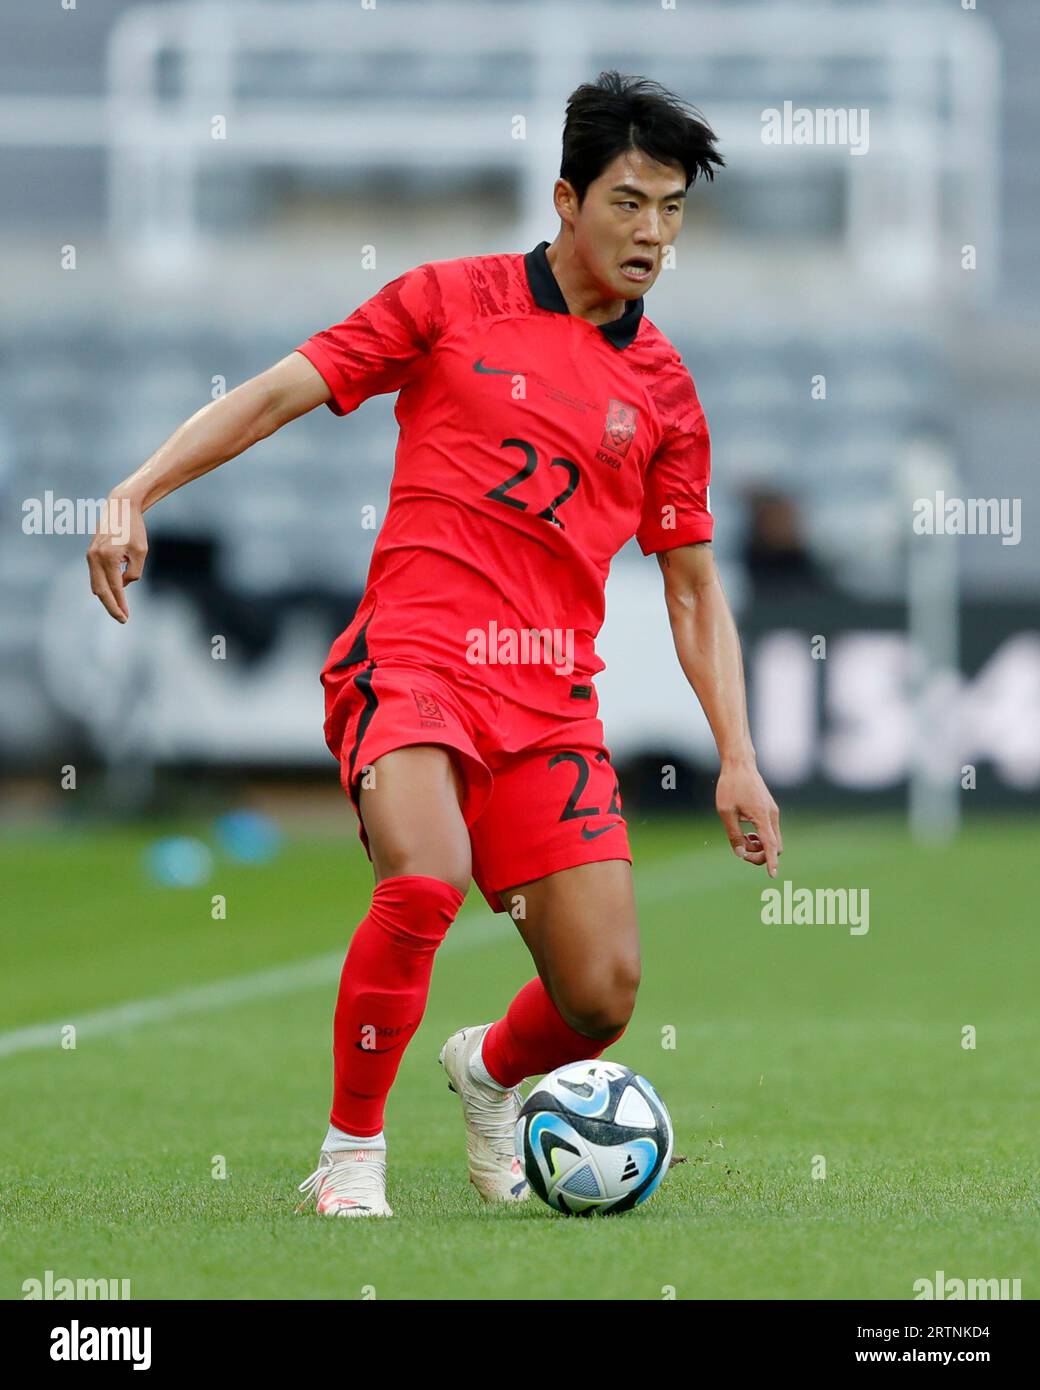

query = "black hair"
[{"left": 560, "top": 70, "right": 724, "bottom": 203}]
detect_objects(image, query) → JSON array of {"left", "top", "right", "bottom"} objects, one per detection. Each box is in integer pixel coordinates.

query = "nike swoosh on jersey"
[
  {"left": 354, "top": 1038, "right": 408, "bottom": 1054},
  {"left": 581, "top": 822, "right": 623, "bottom": 841},
  {"left": 472, "top": 356, "right": 521, "bottom": 375}
]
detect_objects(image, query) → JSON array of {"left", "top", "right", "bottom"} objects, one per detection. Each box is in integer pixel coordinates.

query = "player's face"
[{"left": 570, "top": 148, "right": 686, "bottom": 299}]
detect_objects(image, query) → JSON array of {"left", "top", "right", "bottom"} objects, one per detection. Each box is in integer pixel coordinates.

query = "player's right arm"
[
  {"left": 87, "top": 351, "right": 331, "bottom": 622},
  {"left": 91, "top": 260, "right": 442, "bottom": 621}
]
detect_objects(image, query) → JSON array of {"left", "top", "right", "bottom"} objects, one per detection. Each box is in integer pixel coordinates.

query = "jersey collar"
[{"left": 524, "top": 241, "right": 644, "bottom": 350}]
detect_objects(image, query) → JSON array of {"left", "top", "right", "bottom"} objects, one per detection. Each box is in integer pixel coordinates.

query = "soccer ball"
[{"left": 515, "top": 1060, "right": 673, "bottom": 1215}]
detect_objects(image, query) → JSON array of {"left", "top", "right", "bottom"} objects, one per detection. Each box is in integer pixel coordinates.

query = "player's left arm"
[{"left": 655, "top": 541, "right": 782, "bottom": 876}]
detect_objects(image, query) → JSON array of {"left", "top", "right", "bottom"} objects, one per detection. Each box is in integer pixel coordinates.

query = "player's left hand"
[{"left": 716, "top": 762, "right": 782, "bottom": 878}]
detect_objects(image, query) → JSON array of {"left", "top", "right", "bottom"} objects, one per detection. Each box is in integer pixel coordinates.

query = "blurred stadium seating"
[{"left": 1, "top": 0, "right": 1036, "bottom": 807}]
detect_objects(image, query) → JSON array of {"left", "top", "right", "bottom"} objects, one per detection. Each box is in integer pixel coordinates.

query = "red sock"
[
  {"left": 481, "top": 976, "right": 626, "bottom": 1088},
  {"left": 331, "top": 874, "right": 464, "bottom": 1137}
]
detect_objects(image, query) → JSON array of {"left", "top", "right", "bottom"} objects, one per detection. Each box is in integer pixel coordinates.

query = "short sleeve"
[
  {"left": 294, "top": 262, "right": 444, "bottom": 417},
  {"left": 636, "top": 375, "right": 713, "bottom": 555}
]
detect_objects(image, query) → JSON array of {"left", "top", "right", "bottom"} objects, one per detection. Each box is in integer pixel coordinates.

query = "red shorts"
[{"left": 322, "top": 657, "right": 632, "bottom": 913}]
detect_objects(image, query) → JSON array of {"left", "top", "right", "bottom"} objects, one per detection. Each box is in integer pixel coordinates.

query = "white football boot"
[
  {"left": 438, "top": 1023, "right": 531, "bottom": 1203},
  {"left": 295, "top": 1148, "right": 393, "bottom": 1217}
]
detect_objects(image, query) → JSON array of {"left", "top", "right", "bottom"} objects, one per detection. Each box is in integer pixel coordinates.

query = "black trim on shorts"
[
  {"left": 347, "top": 662, "right": 379, "bottom": 791},
  {"left": 333, "top": 616, "right": 371, "bottom": 670}
]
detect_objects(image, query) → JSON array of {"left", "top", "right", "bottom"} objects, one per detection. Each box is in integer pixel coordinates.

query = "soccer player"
[{"left": 88, "top": 72, "right": 782, "bottom": 1217}]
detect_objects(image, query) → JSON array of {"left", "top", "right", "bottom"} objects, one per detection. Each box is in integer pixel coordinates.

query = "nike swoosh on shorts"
[{"left": 581, "top": 822, "right": 623, "bottom": 841}]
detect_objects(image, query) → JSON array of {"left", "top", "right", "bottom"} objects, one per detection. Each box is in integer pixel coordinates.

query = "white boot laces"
[
  {"left": 296, "top": 1150, "right": 386, "bottom": 1211},
  {"left": 467, "top": 1081, "right": 524, "bottom": 1159}
]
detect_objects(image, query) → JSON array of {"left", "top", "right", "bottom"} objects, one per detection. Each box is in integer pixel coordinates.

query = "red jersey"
[{"left": 294, "top": 241, "right": 713, "bottom": 716}]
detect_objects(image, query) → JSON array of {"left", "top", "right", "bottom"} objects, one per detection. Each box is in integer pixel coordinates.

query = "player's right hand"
[{"left": 87, "top": 492, "right": 148, "bottom": 623}]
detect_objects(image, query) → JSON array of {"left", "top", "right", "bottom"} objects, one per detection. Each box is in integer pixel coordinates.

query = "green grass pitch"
[{"left": 1, "top": 814, "right": 1037, "bottom": 1300}]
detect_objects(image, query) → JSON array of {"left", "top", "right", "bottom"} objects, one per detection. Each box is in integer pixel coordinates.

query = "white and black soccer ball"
[{"left": 515, "top": 1060, "right": 673, "bottom": 1215}]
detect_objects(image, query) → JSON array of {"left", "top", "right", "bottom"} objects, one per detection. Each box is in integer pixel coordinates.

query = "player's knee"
[
  {"left": 569, "top": 1001, "right": 635, "bottom": 1041},
  {"left": 376, "top": 853, "right": 470, "bottom": 898},
  {"left": 558, "top": 956, "right": 641, "bottom": 1040},
  {"left": 441, "top": 865, "right": 471, "bottom": 898},
  {"left": 360, "top": 769, "right": 471, "bottom": 897},
  {"left": 368, "top": 820, "right": 471, "bottom": 896}
]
